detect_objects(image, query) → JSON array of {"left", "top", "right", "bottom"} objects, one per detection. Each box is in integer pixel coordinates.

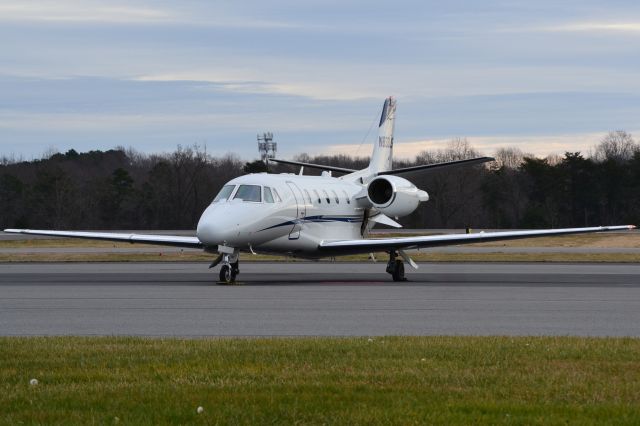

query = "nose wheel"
[
  {"left": 386, "top": 251, "right": 406, "bottom": 282},
  {"left": 217, "top": 253, "right": 240, "bottom": 284},
  {"left": 219, "top": 264, "right": 235, "bottom": 283}
]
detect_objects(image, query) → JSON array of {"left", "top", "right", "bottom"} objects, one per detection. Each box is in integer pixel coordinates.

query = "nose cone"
[{"left": 196, "top": 204, "right": 239, "bottom": 246}]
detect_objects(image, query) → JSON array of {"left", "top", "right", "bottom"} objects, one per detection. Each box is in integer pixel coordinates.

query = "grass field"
[{"left": 2, "top": 337, "right": 640, "bottom": 424}]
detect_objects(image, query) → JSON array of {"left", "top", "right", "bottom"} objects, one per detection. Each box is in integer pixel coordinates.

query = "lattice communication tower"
[{"left": 257, "top": 132, "right": 277, "bottom": 164}]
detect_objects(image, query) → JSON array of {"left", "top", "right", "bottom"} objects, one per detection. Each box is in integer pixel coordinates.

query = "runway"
[{"left": 1, "top": 262, "right": 640, "bottom": 336}]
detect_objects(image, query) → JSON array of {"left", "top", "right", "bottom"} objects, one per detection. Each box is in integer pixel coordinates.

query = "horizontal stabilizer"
[
  {"left": 379, "top": 156, "right": 494, "bottom": 176},
  {"left": 268, "top": 158, "right": 356, "bottom": 174}
]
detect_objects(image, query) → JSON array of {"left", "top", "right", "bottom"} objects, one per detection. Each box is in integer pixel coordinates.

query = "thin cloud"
[
  {"left": 0, "top": 111, "right": 352, "bottom": 132},
  {"left": 137, "top": 73, "right": 379, "bottom": 101},
  {"left": 135, "top": 61, "right": 640, "bottom": 100},
  {"left": 549, "top": 22, "right": 640, "bottom": 33},
  {"left": 0, "top": 0, "right": 331, "bottom": 30},
  {"left": 515, "top": 21, "right": 640, "bottom": 34},
  {"left": 0, "top": 0, "right": 175, "bottom": 24}
]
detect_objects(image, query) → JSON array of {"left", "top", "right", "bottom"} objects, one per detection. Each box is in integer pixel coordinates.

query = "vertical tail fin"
[{"left": 369, "top": 96, "right": 396, "bottom": 174}]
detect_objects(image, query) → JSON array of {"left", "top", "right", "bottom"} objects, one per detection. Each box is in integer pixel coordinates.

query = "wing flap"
[
  {"left": 3, "top": 229, "right": 203, "bottom": 249},
  {"left": 319, "top": 225, "right": 635, "bottom": 255}
]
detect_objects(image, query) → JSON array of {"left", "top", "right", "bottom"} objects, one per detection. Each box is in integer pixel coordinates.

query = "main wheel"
[
  {"left": 219, "top": 264, "right": 234, "bottom": 283},
  {"left": 391, "top": 260, "right": 405, "bottom": 282}
]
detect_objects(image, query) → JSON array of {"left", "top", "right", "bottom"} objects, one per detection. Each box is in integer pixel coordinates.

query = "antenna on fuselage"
[{"left": 257, "top": 132, "right": 277, "bottom": 165}]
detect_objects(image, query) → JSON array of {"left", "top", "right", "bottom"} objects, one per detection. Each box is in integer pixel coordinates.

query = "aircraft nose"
[{"left": 196, "top": 205, "right": 239, "bottom": 246}]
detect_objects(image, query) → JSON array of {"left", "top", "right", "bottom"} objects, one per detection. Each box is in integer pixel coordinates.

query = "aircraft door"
[{"left": 286, "top": 181, "right": 306, "bottom": 240}]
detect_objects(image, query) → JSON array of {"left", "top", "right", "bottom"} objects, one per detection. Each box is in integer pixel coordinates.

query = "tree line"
[{"left": 1, "top": 131, "right": 639, "bottom": 230}]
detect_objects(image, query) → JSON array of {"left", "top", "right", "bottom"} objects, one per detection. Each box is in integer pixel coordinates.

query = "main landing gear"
[
  {"left": 386, "top": 250, "right": 406, "bottom": 282},
  {"left": 215, "top": 252, "right": 240, "bottom": 284}
]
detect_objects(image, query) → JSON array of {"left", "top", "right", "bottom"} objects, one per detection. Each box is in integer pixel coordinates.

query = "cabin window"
[
  {"left": 313, "top": 189, "right": 321, "bottom": 204},
  {"left": 233, "top": 185, "right": 262, "bottom": 202},
  {"left": 322, "top": 190, "right": 331, "bottom": 204},
  {"left": 332, "top": 190, "right": 340, "bottom": 204},
  {"left": 272, "top": 188, "right": 282, "bottom": 202},
  {"left": 212, "top": 185, "right": 235, "bottom": 203},
  {"left": 264, "top": 187, "right": 275, "bottom": 203},
  {"left": 343, "top": 190, "right": 351, "bottom": 204},
  {"left": 303, "top": 189, "right": 312, "bottom": 204}
]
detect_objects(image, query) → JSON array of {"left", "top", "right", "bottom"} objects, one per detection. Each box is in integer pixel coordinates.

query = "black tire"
[
  {"left": 392, "top": 260, "right": 405, "bottom": 282},
  {"left": 219, "top": 265, "right": 233, "bottom": 283}
]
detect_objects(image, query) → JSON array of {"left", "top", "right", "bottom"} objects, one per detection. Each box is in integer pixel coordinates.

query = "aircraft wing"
[
  {"left": 319, "top": 225, "right": 635, "bottom": 255},
  {"left": 3, "top": 229, "right": 203, "bottom": 249}
]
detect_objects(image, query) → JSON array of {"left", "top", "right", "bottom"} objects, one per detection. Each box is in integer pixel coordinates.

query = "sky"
[{"left": 1, "top": 0, "right": 639, "bottom": 161}]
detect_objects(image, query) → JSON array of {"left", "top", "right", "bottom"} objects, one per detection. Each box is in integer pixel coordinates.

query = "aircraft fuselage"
[{"left": 196, "top": 173, "right": 365, "bottom": 257}]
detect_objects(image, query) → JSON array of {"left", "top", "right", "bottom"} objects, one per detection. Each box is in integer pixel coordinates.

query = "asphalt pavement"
[{"left": 1, "top": 262, "right": 639, "bottom": 336}]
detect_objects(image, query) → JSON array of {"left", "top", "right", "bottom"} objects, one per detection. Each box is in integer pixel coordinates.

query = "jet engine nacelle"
[{"left": 366, "top": 175, "right": 429, "bottom": 218}]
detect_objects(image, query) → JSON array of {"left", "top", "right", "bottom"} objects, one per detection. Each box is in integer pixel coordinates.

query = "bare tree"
[
  {"left": 416, "top": 137, "right": 479, "bottom": 164},
  {"left": 593, "top": 130, "right": 637, "bottom": 163},
  {"left": 0, "top": 153, "right": 24, "bottom": 166},
  {"left": 414, "top": 138, "right": 487, "bottom": 227},
  {"left": 484, "top": 146, "right": 532, "bottom": 227},
  {"left": 493, "top": 147, "right": 527, "bottom": 170},
  {"left": 41, "top": 146, "right": 60, "bottom": 160},
  {"left": 545, "top": 153, "right": 563, "bottom": 166}
]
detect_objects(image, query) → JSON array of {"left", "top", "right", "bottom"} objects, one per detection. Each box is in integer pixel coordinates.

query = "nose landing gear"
[
  {"left": 386, "top": 250, "right": 406, "bottom": 282},
  {"left": 217, "top": 252, "right": 240, "bottom": 284}
]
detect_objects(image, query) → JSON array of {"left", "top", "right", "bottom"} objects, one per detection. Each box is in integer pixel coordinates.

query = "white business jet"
[{"left": 4, "top": 97, "right": 635, "bottom": 282}]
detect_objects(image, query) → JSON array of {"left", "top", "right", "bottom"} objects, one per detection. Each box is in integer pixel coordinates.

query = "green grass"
[{"left": 2, "top": 337, "right": 640, "bottom": 424}]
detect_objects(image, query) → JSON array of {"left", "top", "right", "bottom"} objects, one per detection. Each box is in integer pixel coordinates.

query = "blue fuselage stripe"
[{"left": 259, "top": 215, "right": 362, "bottom": 231}]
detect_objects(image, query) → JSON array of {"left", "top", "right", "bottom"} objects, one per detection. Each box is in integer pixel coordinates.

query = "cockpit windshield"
[
  {"left": 212, "top": 185, "right": 235, "bottom": 203},
  {"left": 233, "top": 185, "right": 262, "bottom": 202}
]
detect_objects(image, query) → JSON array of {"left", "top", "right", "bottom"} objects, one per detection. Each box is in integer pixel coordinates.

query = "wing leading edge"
[
  {"left": 3, "top": 229, "right": 203, "bottom": 249},
  {"left": 319, "top": 225, "right": 636, "bottom": 255}
]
